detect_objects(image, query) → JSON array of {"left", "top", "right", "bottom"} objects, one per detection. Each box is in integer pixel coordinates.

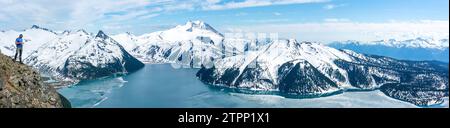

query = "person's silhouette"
[{"left": 14, "top": 34, "right": 24, "bottom": 63}]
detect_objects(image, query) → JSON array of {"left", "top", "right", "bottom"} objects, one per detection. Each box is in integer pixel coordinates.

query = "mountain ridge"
[
  {"left": 329, "top": 38, "right": 449, "bottom": 62},
  {"left": 330, "top": 37, "right": 449, "bottom": 49},
  {"left": 24, "top": 30, "right": 144, "bottom": 82},
  {"left": 197, "top": 40, "right": 449, "bottom": 106}
]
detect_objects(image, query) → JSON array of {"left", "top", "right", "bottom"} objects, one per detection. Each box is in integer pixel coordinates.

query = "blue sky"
[{"left": 0, "top": 0, "right": 448, "bottom": 42}]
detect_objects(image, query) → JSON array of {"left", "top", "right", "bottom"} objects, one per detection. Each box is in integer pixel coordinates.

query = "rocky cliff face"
[{"left": 0, "top": 53, "right": 65, "bottom": 108}]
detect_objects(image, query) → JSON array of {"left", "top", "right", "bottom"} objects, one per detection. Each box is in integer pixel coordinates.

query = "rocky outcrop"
[{"left": 0, "top": 53, "right": 65, "bottom": 108}]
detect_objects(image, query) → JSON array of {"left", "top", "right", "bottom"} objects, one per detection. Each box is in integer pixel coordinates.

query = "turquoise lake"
[{"left": 58, "top": 64, "right": 448, "bottom": 108}]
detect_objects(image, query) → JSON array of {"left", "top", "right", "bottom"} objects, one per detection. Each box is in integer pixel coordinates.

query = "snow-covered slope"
[
  {"left": 112, "top": 21, "right": 261, "bottom": 66},
  {"left": 139, "top": 20, "right": 224, "bottom": 44},
  {"left": 198, "top": 40, "right": 353, "bottom": 92},
  {"left": 0, "top": 25, "right": 58, "bottom": 57},
  {"left": 328, "top": 37, "right": 450, "bottom": 62},
  {"left": 331, "top": 37, "right": 449, "bottom": 49},
  {"left": 197, "top": 40, "right": 449, "bottom": 106},
  {"left": 25, "top": 30, "right": 144, "bottom": 81},
  {"left": 110, "top": 32, "right": 139, "bottom": 52}
]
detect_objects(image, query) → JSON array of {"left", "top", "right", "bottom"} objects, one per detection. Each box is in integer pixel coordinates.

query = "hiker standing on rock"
[{"left": 14, "top": 34, "right": 24, "bottom": 63}]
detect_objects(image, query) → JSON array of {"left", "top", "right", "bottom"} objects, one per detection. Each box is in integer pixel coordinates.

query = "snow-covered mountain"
[
  {"left": 112, "top": 21, "right": 263, "bottom": 67},
  {"left": 332, "top": 37, "right": 449, "bottom": 49},
  {"left": 197, "top": 40, "right": 449, "bottom": 106},
  {"left": 1, "top": 25, "right": 144, "bottom": 82},
  {"left": 328, "top": 38, "right": 449, "bottom": 62},
  {"left": 110, "top": 32, "right": 139, "bottom": 52},
  {"left": 112, "top": 21, "right": 223, "bottom": 65},
  {"left": 198, "top": 40, "right": 352, "bottom": 91},
  {"left": 0, "top": 25, "right": 58, "bottom": 57},
  {"left": 24, "top": 30, "right": 144, "bottom": 81}
]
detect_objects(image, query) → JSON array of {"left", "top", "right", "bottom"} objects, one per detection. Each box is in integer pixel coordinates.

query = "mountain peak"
[
  {"left": 31, "top": 25, "right": 40, "bottom": 29},
  {"left": 76, "top": 29, "right": 89, "bottom": 34},
  {"left": 30, "top": 25, "right": 49, "bottom": 31},
  {"left": 186, "top": 20, "right": 205, "bottom": 26},
  {"left": 31, "top": 25, "right": 53, "bottom": 32},
  {"left": 288, "top": 39, "right": 298, "bottom": 43},
  {"left": 29, "top": 25, "right": 55, "bottom": 34},
  {"left": 184, "top": 20, "right": 211, "bottom": 30},
  {"left": 62, "top": 30, "right": 71, "bottom": 35},
  {"left": 126, "top": 32, "right": 132, "bottom": 35},
  {"left": 178, "top": 20, "right": 223, "bottom": 37},
  {"left": 96, "top": 30, "right": 108, "bottom": 39}
]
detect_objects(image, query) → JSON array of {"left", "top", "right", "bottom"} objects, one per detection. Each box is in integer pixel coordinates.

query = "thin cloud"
[
  {"left": 138, "top": 14, "right": 161, "bottom": 20},
  {"left": 274, "top": 12, "right": 282, "bottom": 16},
  {"left": 324, "top": 4, "right": 346, "bottom": 10},
  {"left": 0, "top": 0, "right": 189, "bottom": 29},
  {"left": 0, "top": 0, "right": 331, "bottom": 31},
  {"left": 0, "top": 13, "right": 7, "bottom": 21},
  {"left": 235, "top": 12, "right": 249, "bottom": 16},
  {"left": 324, "top": 18, "right": 350, "bottom": 22},
  {"left": 203, "top": 0, "right": 330, "bottom": 10},
  {"left": 243, "top": 19, "right": 290, "bottom": 23}
]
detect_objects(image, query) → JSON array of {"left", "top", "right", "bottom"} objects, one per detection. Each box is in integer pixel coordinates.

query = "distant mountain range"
[
  {"left": 328, "top": 38, "right": 449, "bottom": 62},
  {"left": 1, "top": 21, "right": 448, "bottom": 106},
  {"left": 112, "top": 21, "right": 266, "bottom": 67}
]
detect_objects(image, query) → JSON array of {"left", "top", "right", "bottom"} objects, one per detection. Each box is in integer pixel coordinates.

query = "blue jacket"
[{"left": 15, "top": 38, "right": 23, "bottom": 48}]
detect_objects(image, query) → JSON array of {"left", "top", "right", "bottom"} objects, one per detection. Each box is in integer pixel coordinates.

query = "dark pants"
[{"left": 14, "top": 48, "right": 22, "bottom": 62}]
